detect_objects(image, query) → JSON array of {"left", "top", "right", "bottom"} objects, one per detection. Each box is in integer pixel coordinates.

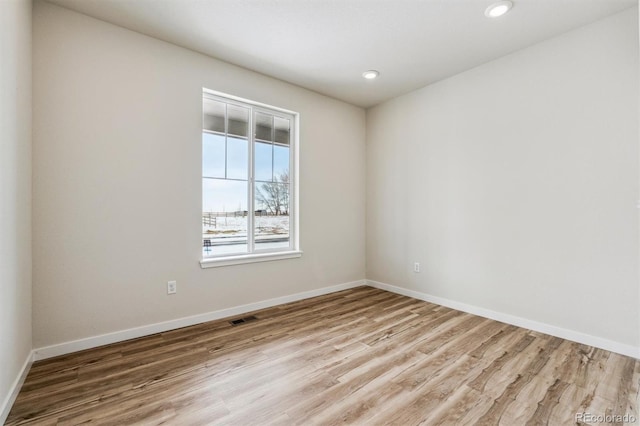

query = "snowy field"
[
  {"left": 202, "top": 215, "right": 289, "bottom": 255},
  {"left": 203, "top": 215, "right": 289, "bottom": 239}
]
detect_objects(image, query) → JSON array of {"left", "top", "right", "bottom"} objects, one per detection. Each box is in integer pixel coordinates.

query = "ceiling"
[{"left": 45, "top": 0, "right": 637, "bottom": 108}]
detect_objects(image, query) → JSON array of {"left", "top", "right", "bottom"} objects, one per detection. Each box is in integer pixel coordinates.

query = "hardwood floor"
[{"left": 6, "top": 287, "right": 640, "bottom": 425}]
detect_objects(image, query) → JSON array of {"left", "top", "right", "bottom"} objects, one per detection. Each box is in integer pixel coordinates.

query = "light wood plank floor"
[{"left": 6, "top": 287, "right": 640, "bottom": 425}]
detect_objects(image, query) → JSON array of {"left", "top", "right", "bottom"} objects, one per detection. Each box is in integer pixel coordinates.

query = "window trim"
[
  {"left": 200, "top": 88, "right": 300, "bottom": 267},
  {"left": 200, "top": 250, "right": 303, "bottom": 268}
]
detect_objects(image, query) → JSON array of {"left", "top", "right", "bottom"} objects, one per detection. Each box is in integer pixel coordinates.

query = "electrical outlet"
[
  {"left": 414, "top": 262, "right": 420, "bottom": 273},
  {"left": 167, "top": 280, "right": 177, "bottom": 295}
]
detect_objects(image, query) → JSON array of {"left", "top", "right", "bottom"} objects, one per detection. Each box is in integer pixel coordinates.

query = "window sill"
[{"left": 200, "top": 250, "right": 303, "bottom": 268}]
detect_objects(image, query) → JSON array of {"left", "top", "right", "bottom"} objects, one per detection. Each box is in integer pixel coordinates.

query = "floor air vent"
[{"left": 229, "top": 315, "right": 258, "bottom": 326}]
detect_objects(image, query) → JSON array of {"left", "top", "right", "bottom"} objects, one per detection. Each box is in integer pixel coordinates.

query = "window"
[{"left": 201, "top": 89, "right": 300, "bottom": 267}]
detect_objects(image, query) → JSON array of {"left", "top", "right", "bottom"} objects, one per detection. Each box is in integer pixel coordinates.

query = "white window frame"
[{"left": 200, "top": 88, "right": 301, "bottom": 268}]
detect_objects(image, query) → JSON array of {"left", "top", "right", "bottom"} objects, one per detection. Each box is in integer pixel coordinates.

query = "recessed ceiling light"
[
  {"left": 485, "top": 1, "right": 513, "bottom": 18},
  {"left": 362, "top": 70, "right": 380, "bottom": 80}
]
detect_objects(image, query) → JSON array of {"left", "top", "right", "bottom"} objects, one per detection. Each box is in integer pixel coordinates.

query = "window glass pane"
[
  {"left": 228, "top": 105, "right": 249, "bottom": 138},
  {"left": 254, "top": 141, "right": 273, "bottom": 182},
  {"left": 254, "top": 183, "right": 290, "bottom": 251},
  {"left": 274, "top": 117, "right": 290, "bottom": 145},
  {"left": 203, "top": 99, "right": 225, "bottom": 133},
  {"left": 227, "top": 136, "right": 248, "bottom": 180},
  {"left": 255, "top": 112, "right": 273, "bottom": 142},
  {"left": 202, "top": 133, "right": 225, "bottom": 178},
  {"left": 203, "top": 178, "right": 248, "bottom": 256},
  {"left": 273, "top": 145, "right": 289, "bottom": 180}
]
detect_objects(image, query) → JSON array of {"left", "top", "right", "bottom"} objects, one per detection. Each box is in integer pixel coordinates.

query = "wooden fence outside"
[{"left": 203, "top": 210, "right": 276, "bottom": 228}]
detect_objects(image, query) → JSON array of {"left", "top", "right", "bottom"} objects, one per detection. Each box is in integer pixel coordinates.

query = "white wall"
[
  {"left": 0, "top": 0, "right": 32, "bottom": 420},
  {"left": 32, "top": 1, "right": 366, "bottom": 348},
  {"left": 367, "top": 8, "right": 639, "bottom": 348}
]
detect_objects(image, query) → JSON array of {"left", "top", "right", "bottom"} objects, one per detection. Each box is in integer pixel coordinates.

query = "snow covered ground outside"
[
  {"left": 202, "top": 215, "right": 290, "bottom": 256},
  {"left": 203, "top": 215, "right": 289, "bottom": 239}
]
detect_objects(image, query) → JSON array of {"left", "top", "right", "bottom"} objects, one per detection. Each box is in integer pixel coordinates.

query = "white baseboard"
[
  {"left": 367, "top": 280, "right": 640, "bottom": 359},
  {"left": 34, "top": 279, "right": 366, "bottom": 361},
  {"left": 0, "top": 350, "right": 34, "bottom": 425},
  {"left": 31, "top": 277, "right": 639, "bottom": 361}
]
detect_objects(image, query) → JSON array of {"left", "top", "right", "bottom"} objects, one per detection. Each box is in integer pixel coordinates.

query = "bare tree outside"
[{"left": 256, "top": 171, "right": 289, "bottom": 216}]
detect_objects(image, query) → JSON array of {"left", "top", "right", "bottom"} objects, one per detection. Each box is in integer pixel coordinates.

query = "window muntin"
[{"left": 202, "top": 91, "right": 297, "bottom": 260}]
